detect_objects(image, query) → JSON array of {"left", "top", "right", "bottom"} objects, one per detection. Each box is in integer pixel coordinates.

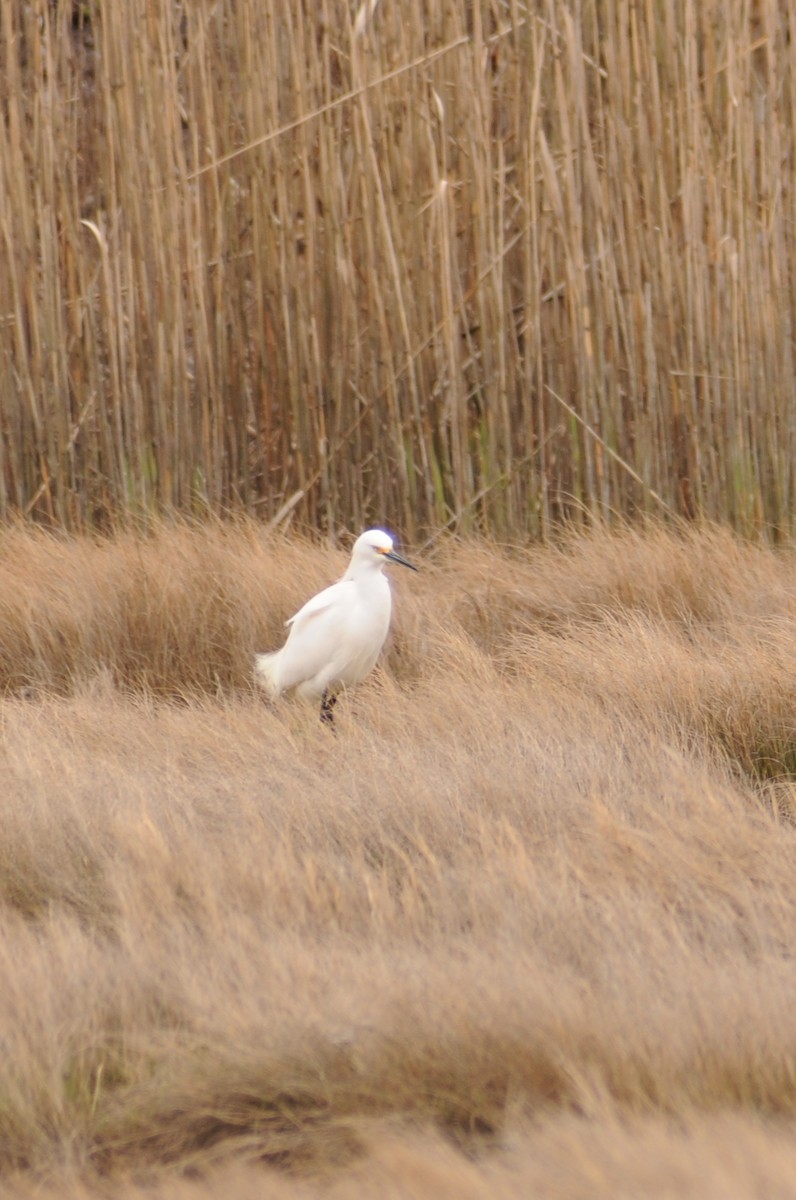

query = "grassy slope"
[{"left": 2, "top": 521, "right": 796, "bottom": 1197}]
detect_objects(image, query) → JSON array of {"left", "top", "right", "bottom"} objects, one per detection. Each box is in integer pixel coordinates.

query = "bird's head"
[{"left": 352, "top": 529, "right": 418, "bottom": 572}]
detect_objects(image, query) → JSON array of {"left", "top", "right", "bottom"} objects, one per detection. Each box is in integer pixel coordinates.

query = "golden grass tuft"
[{"left": 1, "top": 521, "right": 796, "bottom": 1195}]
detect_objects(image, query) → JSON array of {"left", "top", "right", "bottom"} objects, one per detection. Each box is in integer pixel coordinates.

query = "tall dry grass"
[
  {"left": 1, "top": 2, "right": 795, "bottom": 535},
  {"left": 1, "top": 521, "right": 796, "bottom": 1196}
]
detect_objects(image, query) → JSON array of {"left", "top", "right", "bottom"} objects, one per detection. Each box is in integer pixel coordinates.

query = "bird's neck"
[{"left": 344, "top": 564, "right": 387, "bottom": 584}]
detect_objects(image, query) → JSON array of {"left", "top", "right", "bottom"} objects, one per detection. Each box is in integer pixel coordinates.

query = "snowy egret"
[{"left": 255, "top": 529, "right": 417, "bottom": 724}]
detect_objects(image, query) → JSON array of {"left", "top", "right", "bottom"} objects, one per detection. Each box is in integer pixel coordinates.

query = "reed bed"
[
  {"left": 1, "top": 2, "right": 795, "bottom": 536},
  {"left": 0, "top": 521, "right": 796, "bottom": 1196}
]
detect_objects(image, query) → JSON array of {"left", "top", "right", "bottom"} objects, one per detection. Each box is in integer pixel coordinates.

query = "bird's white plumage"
[{"left": 255, "top": 529, "right": 415, "bottom": 707}]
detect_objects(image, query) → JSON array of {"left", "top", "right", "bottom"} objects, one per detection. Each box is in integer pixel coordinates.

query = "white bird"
[{"left": 255, "top": 528, "right": 417, "bottom": 724}]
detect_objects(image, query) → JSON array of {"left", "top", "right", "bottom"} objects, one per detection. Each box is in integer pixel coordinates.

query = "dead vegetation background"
[
  {"left": 3, "top": 0, "right": 796, "bottom": 1193},
  {"left": 1, "top": 520, "right": 796, "bottom": 1197},
  {"left": 2, "top": 0, "right": 796, "bottom": 535}
]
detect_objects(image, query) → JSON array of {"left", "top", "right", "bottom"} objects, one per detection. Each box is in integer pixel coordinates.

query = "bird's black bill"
[{"left": 385, "top": 549, "right": 418, "bottom": 571}]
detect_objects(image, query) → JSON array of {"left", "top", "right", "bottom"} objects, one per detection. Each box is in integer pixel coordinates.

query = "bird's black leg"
[{"left": 320, "top": 690, "right": 337, "bottom": 726}]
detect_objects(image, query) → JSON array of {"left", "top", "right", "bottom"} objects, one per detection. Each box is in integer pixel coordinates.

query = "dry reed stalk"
[{"left": 1, "top": 3, "right": 795, "bottom": 536}]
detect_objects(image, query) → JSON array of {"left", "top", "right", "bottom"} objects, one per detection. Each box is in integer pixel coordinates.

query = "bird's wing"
[
  {"left": 285, "top": 580, "right": 347, "bottom": 630},
  {"left": 277, "top": 581, "right": 354, "bottom": 695}
]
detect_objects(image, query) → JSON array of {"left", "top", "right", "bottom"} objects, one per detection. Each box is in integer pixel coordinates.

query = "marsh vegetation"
[
  {"left": 1, "top": 522, "right": 796, "bottom": 1196},
  {"left": 1, "top": 1, "right": 795, "bottom": 535}
]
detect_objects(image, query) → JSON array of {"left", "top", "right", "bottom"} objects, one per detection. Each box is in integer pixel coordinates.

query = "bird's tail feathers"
[{"left": 254, "top": 650, "right": 282, "bottom": 698}]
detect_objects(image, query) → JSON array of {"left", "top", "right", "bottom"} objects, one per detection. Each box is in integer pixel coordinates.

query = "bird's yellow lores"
[{"left": 255, "top": 529, "right": 418, "bottom": 724}]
